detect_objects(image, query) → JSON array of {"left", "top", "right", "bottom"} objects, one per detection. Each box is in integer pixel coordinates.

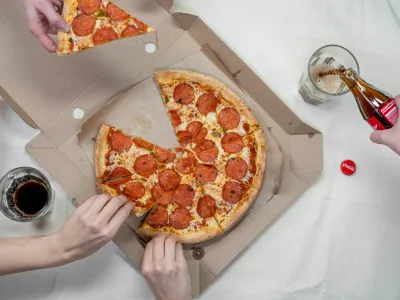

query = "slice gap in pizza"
[{"left": 57, "top": 0, "right": 155, "bottom": 56}]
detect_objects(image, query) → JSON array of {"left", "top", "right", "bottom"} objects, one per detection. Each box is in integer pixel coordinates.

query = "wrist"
[{"left": 44, "top": 234, "right": 70, "bottom": 267}]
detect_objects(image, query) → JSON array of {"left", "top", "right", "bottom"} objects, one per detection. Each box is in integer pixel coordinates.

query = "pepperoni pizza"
[
  {"left": 95, "top": 70, "right": 266, "bottom": 243},
  {"left": 57, "top": 0, "right": 155, "bottom": 56}
]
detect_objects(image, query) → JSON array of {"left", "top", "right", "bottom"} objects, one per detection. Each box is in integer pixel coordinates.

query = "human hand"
[
  {"left": 54, "top": 194, "right": 133, "bottom": 263},
  {"left": 370, "top": 95, "right": 400, "bottom": 155},
  {"left": 142, "top": 235, "right": 191, "bottom": 300},
  {"left": 25, "top": 0, "right": 69, "bottom": 52}
]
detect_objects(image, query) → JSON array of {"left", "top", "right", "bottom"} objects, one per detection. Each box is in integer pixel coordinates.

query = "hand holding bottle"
[{"left": 370, "top": 95, "right": 400, "bottom": 155}]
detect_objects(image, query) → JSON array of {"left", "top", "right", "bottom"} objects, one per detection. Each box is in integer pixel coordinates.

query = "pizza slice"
[
  {"left": 57, "top": 0, "right": 155, "bottom": 56},
  {"left": 139, "top": 174, "right": 222, "bottom": 244}
]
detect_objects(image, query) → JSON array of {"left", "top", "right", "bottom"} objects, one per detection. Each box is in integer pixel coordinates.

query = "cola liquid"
[{"left": 321, "top": 68, "right": 399, "bottom": 130}]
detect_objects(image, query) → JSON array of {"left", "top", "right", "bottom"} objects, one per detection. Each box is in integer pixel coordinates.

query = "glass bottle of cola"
[{"left": 323, "top": 68, "right": 399, "bottom": 130}]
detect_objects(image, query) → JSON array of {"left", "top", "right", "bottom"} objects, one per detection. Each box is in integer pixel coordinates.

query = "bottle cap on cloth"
[{"left": 341, "top": 160, "right": 356, "bottom": 176}]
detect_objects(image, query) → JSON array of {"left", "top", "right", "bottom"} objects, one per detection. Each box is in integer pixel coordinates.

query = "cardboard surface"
[{"left": 1, "top": 1, "right": 323, "bottom": 297}]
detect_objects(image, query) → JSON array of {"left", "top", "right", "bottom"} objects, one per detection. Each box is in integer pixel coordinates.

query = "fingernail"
[{"left": 63, "top": 23, "right": 69, "bottom": 32}]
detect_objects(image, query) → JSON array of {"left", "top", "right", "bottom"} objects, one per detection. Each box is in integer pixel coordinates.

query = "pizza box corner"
[{"left": 0, "top": 0, "right": 323, "bottom": 297}]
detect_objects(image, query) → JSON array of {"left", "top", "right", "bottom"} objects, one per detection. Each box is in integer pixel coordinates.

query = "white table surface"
[{"left": 2, "top": 0, "right": 400, "bottom": 299}]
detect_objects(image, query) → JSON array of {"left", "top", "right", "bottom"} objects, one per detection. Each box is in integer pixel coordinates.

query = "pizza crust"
[
  {"left": 139, "top": 221, "right": 222, "bottom": 244},
  {"left": 154, "top": 70, "right": 225, "bottom": 94},
  {"left": 250, "top": 129, "right": 267, "bottom": 191},
  {"left": 97, "top": 182, "right": 119, "bottom": 197},
  {"left": 94, "top": 124, "right": 111, "bottom": 180},
  {"left": 217, "top": 187, "right": 259, "bottom": 231}
]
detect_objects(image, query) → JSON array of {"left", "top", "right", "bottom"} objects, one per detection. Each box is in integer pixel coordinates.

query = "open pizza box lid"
[{"left": 0, "top": 0, "right": 323, "bottom": 297}]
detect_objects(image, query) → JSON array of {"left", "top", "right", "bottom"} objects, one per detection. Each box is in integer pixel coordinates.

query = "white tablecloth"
[{"left": 2, "top": 0, "right": 400, "bottom": 299}]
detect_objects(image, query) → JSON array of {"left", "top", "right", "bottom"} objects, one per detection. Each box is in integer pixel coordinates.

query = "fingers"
[
  {"left": 106, "top": 201, "right": 134, "bottom": 237},
  {"left": 370, "top": 128, "right": 392, "bottom": 145},
  {"left": 33, "top": 31, "right": 59, "bottom": 52},
  {"left": 77, "top": 194, "right": 101, "bottom": 211},
  {"left": 175, "top": 242, "right": 186, "bottom": 263},
  {"left": 142, "top": 239, "right": 154, "bottom": 270},
  {"left": 394, "top": 94, "right": 400, "bottom": 106},
  {"left": 87, "top": 194, "right": 112, "bottom": 215},
  {"left": 164, "top": 236, "right": 177, "bottom": 261},
  {"left": 39, "top": 0, "right": 69, "bottom": 32},
  {"left": 153, "top": 234, "right": 167, "bottom": 261},
  {"left": 98, "top": 196, "right": 128, "bottom": 223}
]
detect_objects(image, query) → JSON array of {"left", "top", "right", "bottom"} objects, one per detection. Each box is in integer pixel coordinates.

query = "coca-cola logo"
[
  {"left": 341, "top": 160, "right": 356, "bottom": 176},
  {"left": 342, "top": 163, "right": 355, "bottom": 172}
]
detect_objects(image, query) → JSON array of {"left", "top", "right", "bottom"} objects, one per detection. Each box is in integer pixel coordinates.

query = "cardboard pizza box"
[{"left": 0, "top": 0, "right": 323, "bottom": 297}]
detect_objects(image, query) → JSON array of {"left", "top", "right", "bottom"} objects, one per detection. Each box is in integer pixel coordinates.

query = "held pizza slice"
[{"left": 57, "top": 0, "right": 155, "bottom": 56}]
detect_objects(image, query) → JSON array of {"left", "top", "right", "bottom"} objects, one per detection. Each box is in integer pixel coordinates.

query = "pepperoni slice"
[
  {"left": 106, "top": 2, "right": 129, "bottom": 21},
  {"left": 194, "top": 127, "right": 207, "bottom": 145},
  {"left": 158, "top": 169, "right": 181, "bottom": 191},
  {"left": 72, "top": 13, "right": 96, "bottom": 37},
  {"left": 147, "top": 206, "right": 168, "bottom": 228},
  {"left": 169, "top": 207, "right": 191, "bottom": 229},
  {"left": 169, "top": 110, "right": 181, "bottom": 127},
  {"left": 134, "top": 154, "right": 157, "bottom": 177},
  {"left": 197, "top": 93, "right": 217, "bottom": 115},
  {"left": 110, "top": 131, "right": 132, "bottom": 152},
  {"left": 187, "top": 121, "right": 203, "bottom": 138},
  {"left": 195, "top": 164, "right": 218, "bottom": 183},
  {"left": 187, "top": 122, "right": 208, "bottom": 145},
  {"left": 123, "top": 182, "right": 145, "bottom": 200},
  {"left": 177, "top": 131, "right": 193, "bottom": 146},
  {"left": 197, "top": 195, "right": 216, "bottom": 218},
  {"left": 133, "top": 137, "right": 154, "bottom": 150},
  {"left": 194, "top": 140, "right": 215, "bottom": 153},
  {"left": 108, "top": 167, "right": 131, "bottom": 185},
  {"left": 197, "top": 148, "right": 218, "bottom": 162},
  {"left": 226, "top": 157, "right": 248, "bottom": 180},
  {"left": 151, "top": 184, "right": 164, "bottom": 202},
  {"left": 93, "top": 27, "right": 119, "bottom": 46},
  {"left": 221, "top": 132, "right": 244, "bottom": 153},
  {"left": 121, "top": 26, "right": 140, "bottom": 38},
  {"left": 218, "top": 107, "right": 240, "bottom": 129},
  {"left": 222, "top": 182, "right": 244, "bottom": 204},
  {"left": 176, "top": 152, "right": 196, "bottom": 174},
  {"left": 78, "top": 0, "right": 100, "bottom": 15},
  {"left": 194, "top": 140, "right": 218, "bottom": 162},
  {"left": 155, "top": 146, "right": 176, "bottom": 164},
  {"left": 157, "top": 190, "right": 174, "bottom": 206},
  {"left": 173, "top": 83, "right": 194, "bottom": 105},
  {"left": 174, "top": 184, "right": 195, "bottom": 207}
]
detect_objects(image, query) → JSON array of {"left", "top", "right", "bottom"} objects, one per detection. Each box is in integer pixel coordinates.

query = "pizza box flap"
[
  {"left": 0, "top": 0, "right": 169, "bottom": 131},
  {"left": 11, "top": 2, "right": 324, "bottom": 298}
]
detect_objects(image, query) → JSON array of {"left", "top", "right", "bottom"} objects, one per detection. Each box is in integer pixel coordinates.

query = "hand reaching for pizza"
[
  {"left": 370, "top": 95, "right": 400, "bottom": 155},
  {"left": 54, "top": 194, "right": 133, "bottom": 263},
  {"left": 25, "top": 0, "right": 69, "bottom": 52},
  {"left": 142, "top": 235, "right": 191, "bottom": 300}
]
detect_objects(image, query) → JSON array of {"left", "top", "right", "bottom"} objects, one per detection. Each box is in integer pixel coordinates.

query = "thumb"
[
  {"left": 370, "top": 128, "right": 394, "bottom": 146},
  {"left": 40, "top": 1, "right": 69, "bottom": 32}
]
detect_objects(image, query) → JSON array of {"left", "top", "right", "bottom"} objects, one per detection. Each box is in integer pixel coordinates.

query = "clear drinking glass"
[
  {"left": 299, "top": 44, "right": 360, "bottom": 105},
  {"left": 0, "top": 167, "right": 53, "bottom": 222}
]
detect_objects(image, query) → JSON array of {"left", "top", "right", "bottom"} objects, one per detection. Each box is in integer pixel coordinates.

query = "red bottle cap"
[{"left": 341, "top": 160, "right": 356, "bottom": 176}]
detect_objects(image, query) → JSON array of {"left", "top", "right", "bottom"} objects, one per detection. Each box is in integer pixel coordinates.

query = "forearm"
[{"left": 0, "top": 235, "right": 66, "bottom": 276}]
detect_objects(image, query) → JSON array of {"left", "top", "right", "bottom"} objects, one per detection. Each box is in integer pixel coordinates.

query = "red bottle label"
[
  {"left": 367, "top": 98, "right": 398, "bottom": 130},
  {"left": 379, "top": 98, "right": 399, "bottom": 125},
  {"left": 367, "top": 116, "right": 386, "bottom": 130}
]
